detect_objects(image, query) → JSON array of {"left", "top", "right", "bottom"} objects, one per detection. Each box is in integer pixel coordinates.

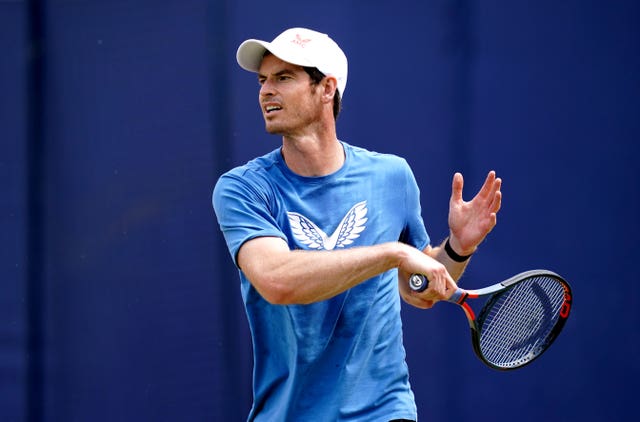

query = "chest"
[{"left": 270, "top": 176, "right": 407, "bottom": 251}]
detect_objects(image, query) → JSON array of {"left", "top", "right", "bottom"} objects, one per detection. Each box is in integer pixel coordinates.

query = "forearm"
[
  {"left": 427, "top": 237, "right": 474, "bottom": 282},
  {"left": 238, "top": 237, "right": 406, "bottom": 305}
]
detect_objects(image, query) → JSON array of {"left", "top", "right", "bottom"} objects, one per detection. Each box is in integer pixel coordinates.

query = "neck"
[{"left": 281, "top": 132, "right": 344, "bottom": 177}]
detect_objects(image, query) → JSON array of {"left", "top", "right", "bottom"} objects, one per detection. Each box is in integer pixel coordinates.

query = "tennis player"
[{"left": 213, "top": 27, "right": 502, "bottom": 421}]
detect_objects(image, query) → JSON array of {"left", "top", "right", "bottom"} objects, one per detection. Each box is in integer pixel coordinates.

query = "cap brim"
[
  {"left": 236, "top": 39, "right": 270, "bottom": 72},
  {"left": 237, "top": 38, "right": 317, "bottom": 73}
]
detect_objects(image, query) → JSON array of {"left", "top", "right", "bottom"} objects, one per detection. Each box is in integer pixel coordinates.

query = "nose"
[{"left": 259, "top": 78, "right": 275, "bottom": 98}]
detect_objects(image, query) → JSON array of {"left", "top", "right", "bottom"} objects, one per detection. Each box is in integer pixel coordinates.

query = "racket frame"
[{"left": 409, "top": 269, "right": 572, "bottom": 370}]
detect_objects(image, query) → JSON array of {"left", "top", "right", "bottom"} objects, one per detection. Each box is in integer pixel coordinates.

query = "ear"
[{"left": 321, "top": 76, "right": 338, "bottom": 104}]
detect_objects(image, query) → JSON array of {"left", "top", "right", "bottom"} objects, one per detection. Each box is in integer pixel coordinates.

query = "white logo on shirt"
[{"left": 287, "top": 201, "right": 368, "bottom": 250}]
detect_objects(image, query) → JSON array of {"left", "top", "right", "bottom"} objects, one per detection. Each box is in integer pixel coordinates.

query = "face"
[{"left": 257, "top": 54, "right": 324, "bottom": 136}]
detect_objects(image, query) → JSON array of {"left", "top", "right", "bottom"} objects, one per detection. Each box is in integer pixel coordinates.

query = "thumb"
[
  {"left": 444, "top": 276, "right": 459, "bottom": 300},
  {"left": 451, "top": 172, "right": 464, "bottom": 203}
]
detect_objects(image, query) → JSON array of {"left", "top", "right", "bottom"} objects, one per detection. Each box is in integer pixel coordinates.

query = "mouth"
[{"left": 263, "top": 103, "right": 283, "bottom": 114}]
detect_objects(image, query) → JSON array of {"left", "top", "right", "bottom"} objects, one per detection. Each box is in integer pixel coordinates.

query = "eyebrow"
[{"left": 258, "top": 69, "right": 296, "bottom": 80}]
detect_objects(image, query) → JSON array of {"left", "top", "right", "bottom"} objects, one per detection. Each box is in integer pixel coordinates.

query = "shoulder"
[
  {"left": 213, "top": 148, "right": 282, "bottom": 206},
  {"left": 216, "top": 148, "right": 280, "bottom": 188},
  {"left": 343, "top": 142, "right": 412, "bottom": 173},
  {"left": 220, "top": 148, "right": 280, "bottom": 180}
]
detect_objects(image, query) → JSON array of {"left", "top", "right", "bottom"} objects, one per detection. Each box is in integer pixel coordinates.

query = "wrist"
[
  {"left": 388, "top": 241, "right": 421, "bottom": 272},
  {"left": 444, "top": 237, "right": 474, "bottom": 262},
  {"left": 389, "top": 241, "right": 411, "bottom": 267}
]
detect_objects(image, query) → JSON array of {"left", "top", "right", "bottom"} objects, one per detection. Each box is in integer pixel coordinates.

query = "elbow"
[
  {"left": 261, "top": 288, "right": 295, "bottom": 305},
  {"left": 251, "top": 273, "right": 298, "bottom": 305}
]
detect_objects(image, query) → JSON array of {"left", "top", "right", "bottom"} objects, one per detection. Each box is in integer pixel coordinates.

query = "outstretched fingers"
[
  {"left": 477, "top": 171, "right": 496, "bottom": 199},
  {"left": 448, "top": 170, "right": 503, "bottom": 251},
  {"left": 477, "top": 172, "right": 502, "bottom": 211},
  {"left": 490, "top": 187, "right": 502, "bottom": 214}
]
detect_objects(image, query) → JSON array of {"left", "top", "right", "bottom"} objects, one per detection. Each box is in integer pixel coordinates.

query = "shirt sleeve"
[
  {"left": 399, "top": 161, "right": 430, "bottom": 251},
  {"left": 212, "top": 171, "right": 287, "bottom": 267}
]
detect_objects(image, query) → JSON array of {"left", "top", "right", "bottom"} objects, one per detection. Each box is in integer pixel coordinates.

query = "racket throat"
[{"left": 461, "top": 302, "right": 476, "bottom": 326}]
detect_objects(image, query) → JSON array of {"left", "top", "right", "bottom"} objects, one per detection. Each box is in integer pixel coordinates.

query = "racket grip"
[
  {"left": 448, "top": 288, "right": 466, "bottom": 304},
  {"left": 409, "top": 274, "right": 466, "bottom": 304},
  {"left": 409, "top": 274, "right": 428, "bottom": 292}
]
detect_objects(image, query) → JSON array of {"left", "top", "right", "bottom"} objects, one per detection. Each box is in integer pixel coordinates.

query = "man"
[{"left": 213, "top": 27, "right": 501, "bottom": 421}]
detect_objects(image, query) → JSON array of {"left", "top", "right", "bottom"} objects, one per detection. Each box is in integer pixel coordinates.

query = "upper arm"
[
  {"left": 237, "top": 236, "right": 290, "bottom": 273},
  {"left": 213, "top": 173, "right": 286, "bottom": 267},
  {"left": 237, "top": 236, "right": 293, "bottom": 302}
]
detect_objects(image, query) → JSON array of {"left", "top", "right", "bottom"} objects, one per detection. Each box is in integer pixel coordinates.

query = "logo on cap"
[{"left": 291, "top": 33, "right": 312, "bottom": 48}]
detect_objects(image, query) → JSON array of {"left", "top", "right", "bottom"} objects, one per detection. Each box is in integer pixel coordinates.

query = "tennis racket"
[{"left": 409, "top": 269, "right": 572, "bottom": 370}]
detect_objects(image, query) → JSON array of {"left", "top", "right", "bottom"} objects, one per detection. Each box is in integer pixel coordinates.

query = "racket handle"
[
  {"left": 409, "top": 274, "right": 428, "bottom": 292},
  {"left": 408, "top": 274, "right": 467, "bottom": 304},
  {"left": 448, "top": 288, "right": 466, "bottom": 304}
]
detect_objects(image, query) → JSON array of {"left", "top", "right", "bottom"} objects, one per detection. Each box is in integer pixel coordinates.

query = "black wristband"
[{"left": 444, "top": 238, "right": 473, "bottom": 262}]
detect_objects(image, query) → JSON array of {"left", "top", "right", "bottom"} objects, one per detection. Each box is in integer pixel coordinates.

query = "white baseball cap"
[{"left": 236, "top": 27, "right": 348, "bottom": 97}]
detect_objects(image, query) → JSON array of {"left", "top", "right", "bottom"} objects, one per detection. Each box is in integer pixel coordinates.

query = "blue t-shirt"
[{"left": 213, "top": 142, "right": 430, "bottom": 421}]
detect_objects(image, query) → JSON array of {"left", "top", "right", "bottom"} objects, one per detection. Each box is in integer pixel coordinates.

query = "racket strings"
[
  {"left": 477, "top": 276, "right": 566, "bottom": 368},
  {"left": 483, "top": 284, "right": 548, "bottom": 353}
]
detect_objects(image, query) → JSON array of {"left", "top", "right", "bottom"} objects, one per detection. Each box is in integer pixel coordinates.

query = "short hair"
[
  {"left": 260, "top": 51, "right": 342, "bottom": 119},
  {"left": 303, "top": 66, "right": 342, "bottom": 120}
]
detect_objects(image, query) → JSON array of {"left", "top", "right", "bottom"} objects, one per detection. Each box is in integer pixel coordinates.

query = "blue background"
[{"left": 2, "top": 0, "right": 638, "bottom": 420}]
